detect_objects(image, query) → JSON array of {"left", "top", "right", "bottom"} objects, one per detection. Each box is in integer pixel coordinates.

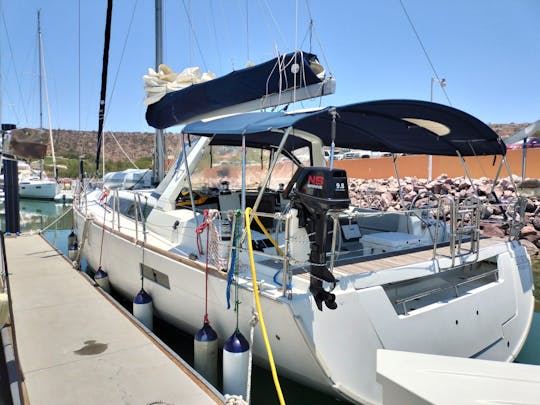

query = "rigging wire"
[
  {"left": 1, "top": 10, "right": 29, "bottom": 124},
  {"left": 107, "top": 131, "right": 139, "bottom": 168},
  {"left": 181, "top": 0, "right": 208, "bottom": 71},
  {"left": 245, "top": 0, "right": 250, "bottom": 62},
  {"left": 208, "top": 4, "right": 223, "bottom": 73},
  {"left": 104, "top": 0, "right": 139, "bottom": 122},
  {"left": 295, "top": 0, "right": 299, "bottom": 51},
  {"left": 304, "top": 0, "right": 333, "bottom": 77},
  {"left": 398, "top": 0, "right": 452, "bottom": 105},
  {"left": 259, "top": 0, "right": 287, "bottom": 51},
  {"left": 217, "top": 1, "right": 235, "bottom": 71}
]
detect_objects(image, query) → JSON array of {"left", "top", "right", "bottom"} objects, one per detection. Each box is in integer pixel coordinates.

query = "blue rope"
[
  {"left": 225, "top": 211, "right": 241, "bottom": 310},
  {"left": 273, "top": 269, "right": 292, "bottom": 289}
]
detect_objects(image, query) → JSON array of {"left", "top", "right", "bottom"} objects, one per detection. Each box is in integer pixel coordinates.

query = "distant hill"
[
  {"left": 489, "top": 123, "right": 530, "bottom": 140},
  {"left": 48, "top": 129, "right": 181, "bottom": 161},
  {"left": 25, "top": 123, "right": 532, "bottom": 162}
]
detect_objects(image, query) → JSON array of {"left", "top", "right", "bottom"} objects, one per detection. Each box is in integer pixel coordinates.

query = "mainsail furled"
[{"left": 145, "top": 51, "right": 335, "bottom": 129}]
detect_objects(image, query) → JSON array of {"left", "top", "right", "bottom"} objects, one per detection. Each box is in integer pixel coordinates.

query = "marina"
[
  {"left": 0, "top": 192, "right": 539, "bottom": 404},
  {"left": 1, "top": 2, "right": 540, "bottom": 404}
]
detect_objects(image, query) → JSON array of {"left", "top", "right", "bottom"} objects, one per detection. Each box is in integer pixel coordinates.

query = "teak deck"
[{"left": 294, "top": 237, "right": 506, "bottom": 279}]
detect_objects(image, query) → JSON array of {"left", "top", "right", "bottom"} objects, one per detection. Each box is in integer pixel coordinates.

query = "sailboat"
[
  {"left": 72, "top": 4, "right": 534, "bottom": 405},
  {"left": 18, "top": 10, "right": 58, "bottom": 201},
  {"left": 18, "top": 161, "right": 56, "bottom": 200}
]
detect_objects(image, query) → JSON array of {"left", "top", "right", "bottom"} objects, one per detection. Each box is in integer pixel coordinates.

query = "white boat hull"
[
  {"left": 73, "top": 201, "right": 535, "bottom": 405},
  {"left": 19, "top": 180, "right": 57, "bottom": 200}
]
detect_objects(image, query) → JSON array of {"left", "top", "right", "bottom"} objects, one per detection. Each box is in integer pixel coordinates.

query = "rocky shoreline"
[{"left": 348, "top": 174, "right": 540, "bottom": 260}]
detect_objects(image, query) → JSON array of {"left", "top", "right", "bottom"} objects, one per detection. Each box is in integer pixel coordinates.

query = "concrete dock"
[{"left": 2, "top": 233, "right": 222, "bottom": 405}]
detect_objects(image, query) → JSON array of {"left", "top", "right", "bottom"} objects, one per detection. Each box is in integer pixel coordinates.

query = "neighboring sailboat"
[
  {"left": 18, "top": 161, "right": 56, "bottom": 200},
  {"left": 18, "top": 10, "right": 58, "bottom": 201}
]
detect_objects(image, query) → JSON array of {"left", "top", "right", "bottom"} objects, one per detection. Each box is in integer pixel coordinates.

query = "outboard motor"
[{"left": 283, "top": 167, "right": 350, "bottom": 310}]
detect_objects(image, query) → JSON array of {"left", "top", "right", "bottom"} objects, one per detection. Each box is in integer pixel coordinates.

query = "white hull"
[
  {"left": 73, "top": 199, "right": 534, "bottom": 404},
  {"left": 71, "top": 101, "right": 535, "bottom": 403},
  {"left": 19, "top": 180, "right": 57, "bottom": 200}
]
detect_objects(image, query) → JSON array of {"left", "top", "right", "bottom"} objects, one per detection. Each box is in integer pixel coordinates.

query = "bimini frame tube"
[
  {"left": 391, "top": 153, "right": 406, "bottom": 208},
  {"left": 250, "top": 126, "right": 293, "bottom": 216},
  {"left": 241, "top": 131, "right": 247, "bottom": 212},
  {"left": 181, "top": 134, "right": 200, "bottom": 227},
  {"left": 329, "top": 108, "right": 337, "bottom": 170},
  {"left": 457, "top": 150, "right": 479, "bottom": 196}
]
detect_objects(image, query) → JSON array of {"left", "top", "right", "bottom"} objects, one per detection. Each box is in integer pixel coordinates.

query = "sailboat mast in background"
[
  {"left": 153, "top": 0, "right": 165, "bottom": 184},
  {"left": 95, "top": 0, "right": 113, "bottom": 174},
  {"left": 38, "top": 10, "right": 43, "bottom": 129}
]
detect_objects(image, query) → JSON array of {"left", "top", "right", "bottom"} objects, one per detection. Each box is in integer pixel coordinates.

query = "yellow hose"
[
  {"left": 252, "top": 213, "right": 283, "bottom": 256},
  {"left": 245, "top": 208, "right": 286, "bottom": 405}
]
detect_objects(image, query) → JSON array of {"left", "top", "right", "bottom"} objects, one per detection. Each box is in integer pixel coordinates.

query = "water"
[{"left": 4, "top": 200, "right": 540, "bottom": 404}]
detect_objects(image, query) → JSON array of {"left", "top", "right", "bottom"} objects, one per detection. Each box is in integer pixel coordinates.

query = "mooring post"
[{"left": 1, "top": 124, "right": 20, "bottom": 234}]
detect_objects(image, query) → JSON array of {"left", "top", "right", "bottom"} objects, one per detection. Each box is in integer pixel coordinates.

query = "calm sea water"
[{"left": 3, "top": 200, "right": 540, "bottom": 404}]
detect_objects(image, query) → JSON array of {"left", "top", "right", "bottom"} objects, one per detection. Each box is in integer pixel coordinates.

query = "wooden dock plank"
[{"left": 4, "top": 234, "right": 221, "bottom": 405}]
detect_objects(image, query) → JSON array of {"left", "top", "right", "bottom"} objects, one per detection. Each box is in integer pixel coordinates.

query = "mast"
[
  {"left": 153, "top": 0, "right": 165, "bottom": 183},
  {"left": 0, "top": 5, "right": 2, "bottom": 128},
  {"left": 95, "top": 0, "right": 113, "bottom": 173},
  {"left": 38, "top": 11, "right": 58, "bottom": 180},
  {"left": 38, "top": 10, "right": 43, "bottom": 129}
]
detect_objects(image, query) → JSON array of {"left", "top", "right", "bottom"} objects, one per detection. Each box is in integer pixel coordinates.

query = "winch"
[{"left": 284, "top": 167, "right": 350, "bottom": 310}]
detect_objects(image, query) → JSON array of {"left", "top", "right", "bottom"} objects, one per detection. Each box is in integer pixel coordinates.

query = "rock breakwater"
[{"left": 348, "top": 174, "right": 540, "bottom": 258}]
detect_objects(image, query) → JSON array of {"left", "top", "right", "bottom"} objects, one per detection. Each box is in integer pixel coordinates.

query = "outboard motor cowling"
[{"left": 284, "top": 167, "right": 350, "bottom": 311}]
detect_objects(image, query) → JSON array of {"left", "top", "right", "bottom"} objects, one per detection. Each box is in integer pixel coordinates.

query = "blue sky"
[{"left": 1, "top": 0, "right": 539, "bottom": 133}]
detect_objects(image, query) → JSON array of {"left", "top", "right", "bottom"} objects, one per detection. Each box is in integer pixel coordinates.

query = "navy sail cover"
[
  {"left": 146, "top": 51, "right": 326, "bottom": 129},
  {"left": 182, "top": 100, "right": 506, "bottom": 157}
]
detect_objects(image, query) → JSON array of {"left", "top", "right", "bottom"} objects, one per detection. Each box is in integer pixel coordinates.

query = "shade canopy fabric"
[{"left": 182, "top": 100, "right": 506, "bottom": 156}]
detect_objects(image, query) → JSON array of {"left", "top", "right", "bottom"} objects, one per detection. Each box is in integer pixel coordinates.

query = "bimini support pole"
[
  {"left": 456, "top": 150, "right": 479, "bottom": 196},
  {"left": 491, "top": 155, "right": 504, "bottom": 190},
  {"left": 241, "top": 131, "right": 247, "bottom": 213},
  {"left": 181, "top": 134, "right": 200, "bottom": 229},
  {"left": 502, "top": 155, "right": 520, "bottom": 192},
  {"left": 250, "top": 126, "right": 293, "bottom": 216},
  {"left": 329, "top": 108, "right": 338, "bottom": 171},
  {"left": 391, "top": 153, "right": 406, "bottom": 209}
]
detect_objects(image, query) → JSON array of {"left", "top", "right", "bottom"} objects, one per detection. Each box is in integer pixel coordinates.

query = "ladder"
[{"left": 434, "top": 195, "right": 481, "bottom": 268}]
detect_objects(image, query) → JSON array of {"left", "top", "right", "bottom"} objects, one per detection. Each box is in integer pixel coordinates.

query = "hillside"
[
  {"left": 489, "top": 123, "right": 530, "bottom": 139},
  {"left": 50, "top": 129, "right": 182, "bottom": 161},
  {"left": 26, "top": 123, "right": 532, "bottom": 163}
]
